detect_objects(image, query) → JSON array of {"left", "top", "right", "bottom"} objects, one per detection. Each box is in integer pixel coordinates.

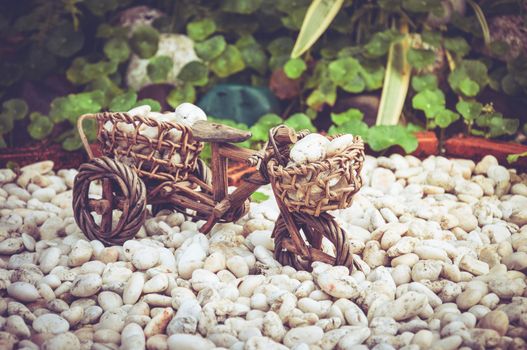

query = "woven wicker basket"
[
  {"left": 94, "top": 112, "right": 203, "bottom": 182},
  {"left": 267, "top": 135, "right": 364, "bottom": 216}
]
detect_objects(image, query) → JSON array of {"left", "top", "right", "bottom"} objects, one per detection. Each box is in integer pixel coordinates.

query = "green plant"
[{"left": 328, "top": 108, "right": 419, "bottom": 153}]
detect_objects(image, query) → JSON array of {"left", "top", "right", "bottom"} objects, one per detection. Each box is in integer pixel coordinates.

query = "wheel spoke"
[{"left": 101, "top": 178, "right": 113, "bottom": 234}]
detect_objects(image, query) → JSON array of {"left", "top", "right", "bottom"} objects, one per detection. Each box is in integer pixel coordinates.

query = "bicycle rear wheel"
[{"left": 73, "top": 156, "right": 147, "bottom": 246}]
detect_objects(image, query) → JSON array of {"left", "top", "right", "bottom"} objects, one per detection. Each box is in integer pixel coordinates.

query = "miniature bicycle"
[{"left": 73, "top": 111, "right": 365, "bottom": 271}]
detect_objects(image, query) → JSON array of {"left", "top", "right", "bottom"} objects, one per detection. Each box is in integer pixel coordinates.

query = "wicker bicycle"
[{"left": 73, "top": 111, "right": 365, "bottom": 271}]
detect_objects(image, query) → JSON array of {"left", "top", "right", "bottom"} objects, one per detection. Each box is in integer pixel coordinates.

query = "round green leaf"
[
  {"left": 365, "top": 30, "right": 402, "bottom": 57},
  {"left": 45, "top": 21, "right": 84, "bottom": 58},
  {"left": 28, "top": 115, "right": 54, "bottom": 140},
  {"left": 448, "top": 60, "right": 488, "bottom": 97},
  {"left": 104, "top": 38, "right": 130, "bottom": 63},
  {"left": 178, "top": 61, "right": 209, "bottom": 86},
  {"left": 402, "top": 0, "right": 443, "bottom": 13},
  {"left": 49, "top": 91, "right": 104, "bottom": 124},
  {"left": 435, "top": 109, "right": 459, "bottom": 128},
  {"left": 444, "top": 37, "right": 470, "bottom": 57},
  {"left": 167, "top": 84, "right": 196, "bottom": 109},
  {"left": 130, "top": 26, "right": 160, "bottom": 59},
  {"left": 328, "top": 119, "right": 369, "bottom": 137},
  {"left": 284, "top": 58, "right": 307, "bottom": 79},
  {"left": 0, "top": 113, "right": 14, "bottom": 134},
  {"left": 412, "top": 89, "right": 445, "bottom": 118},
  {"left": 3, "top": 99, "right": 28, "bottom": 120},
  {"left": 411, "top": 74, "right": 438, "bottom": 92},
  {"left": 109, "top": 92, "right": 138, "bottom": 112},
  {"left": 456, "top": 100, "right": 482, "bottom": 121},
  {"left": 236, "top": 36, "right": 268, "bottom": 74},
  {"left": 367, "top": 125, "right": 418, "bottom": 153},
  {"left": 187, "top": 19, "right": 216, "bottom": 41},
  {"left": 62, "top": 134, "right": 83, "bottom": 151},
  {"left": 328, "top": 57, "right": 361, "bottom": 85},
  {"left": 210, "top": 45, "right": 246, "bottom": 78},
  {"left": 195, "top": 35, "right": 227, "bottom": 61},
  {"left": 284, "top": 113, "right": 316, "bottom": 132},
  {"left": 459, "top": 78, "right": 480, "bottom": 97},
  {"left": 147, "top": 56, "right": 174, "bottom": 83},
  {"left": 330, "top": 108, "right": 364, "bottom": 126},
  {"left": 221, "top": 0, "right": 263, "bottom": 14},
  {"left": 407, "top": 48, "right": 436, "bottom": 69}
]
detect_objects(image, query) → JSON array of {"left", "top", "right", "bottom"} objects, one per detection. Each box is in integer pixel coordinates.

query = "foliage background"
[{"left": 0, "top": 0, "right": 526, "bottom": 154}]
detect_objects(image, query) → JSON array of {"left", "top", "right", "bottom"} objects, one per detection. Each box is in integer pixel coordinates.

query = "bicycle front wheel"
[{"left": 272, "top": 212, "right": 354, "bottom": 271}]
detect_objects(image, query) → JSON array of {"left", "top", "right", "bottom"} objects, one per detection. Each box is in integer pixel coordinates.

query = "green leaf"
[
  {"left": 284, "top": 58, "right": 307, "bottom": 79},
  {"left": 306, "top": 84, "right": 337, "bottom": 110},
  {"left": 210, "top": 45, "right": 246, "bottom": 78},
  {"left": 109, "top": 92, "right": 137, "bottom": 112},
  {"left": 221, "top": 0, "right": 263, "bottom": 14},
  {"left": 178, "top": 61, "right": 209, "bottom": 86},
  {"left": 45, "top": 21, "right": 84, "bottom": 58},
  {"left": 507, "top": 151, "right": 527, "bottom": 164},
  {"left": 331, "top": 108, "right": 364, "bottom": 126},
  {"left": 487, "top": 116, "right": 519, "bottom": 138},
  {"left": 0, "top": 135, "right": 6, "bottom": 148},
  {"left": 147, "top": 56, "right": 174, "bottom": 83},
  {"left": 130, "top": 26, "right": 160, "bottom": 59},
  {"left": 135, "top": 99, "right": 161, "bottom": 112},
  {"left": 459, "top": 78, "right": 480, "bottom": 97},
  {"left": 328, "top": 57, "right": 361, "bottom": 86},
  {"left": 2, "top": 99, "right": 28, "bottom": 120},
  {"left": 0, "top": 112, "right": 14, "bottom": 134},
  {"left": 367, "top": 125, "right": 418, "bottom": 153},
  {"left": 49, "top": 91, "right": 104, "bottom": 124},
  {"left": 268, "top": 37, "right": 294, "bottom": 70},
  {"left": 104, "top": 38, "right": 130, "bottom": 63},
  {"left": 422, "top": 30, "right": 442, "bottom": 48},
  {"left": 444, "top": 37, "right": 470, "bottom": 57},
  {"left": 251, "top": 191, "right": 270, "bottom": 203},
  {"left": 167, "top": 84, "right": 196, "bottom": 109},
  {"left": 407, "top": 48, "right": 435, "bottom": 69},
  {"left": 195, "top": 35, "right": 227, "bottom": 61},
  {"left": 412, "top": 89, "right": 445, "bottom": 118},
  {"left": 87, "top": 76, "right": 123, "bottom": 105},
  {"left": 83, "top": 0, "right": 119, "bottom": 16},
  {"left": 448, "top": 60, "right": 488, "bottom": 97},
  {"left": 67, "top": 58, "right": 118, "bottom": 85},
  {"left": 402, "top": 0, "right": 443, "bottom": 13},
  {"left": 250, "top": 114, "right": 283, "bottom": 142},
  {"left": 456, "top": 100, "right": 482, "bottom": 121},
  {"left": 291, "top": 0, "right": 345, "bottom": 58},
  {"left": 27, "top": 115, "right": 53, "bottom": 140},
  {"left": 62, "top": 133, "right": 83, "bottom": 151},
  {"left": 412, "top": 74, "right": 438, "bottom": 92},
  {"left": 187, "top": 18, "right": 216, "bottom": 41},
  {"left": 435, "top": 109, "right": 459, "bottom": 128},
  {"left": 365, "top": 30, "right": 403, "bottom": 57},
  {"left": 329, "top": 119, "right": 369, "bottom": 137},
  {"left": 284, "top": 113, "right": 316, "bottom": 132},
  {"left": 236, "top": 35, "right": 268, "bottom": 74}
]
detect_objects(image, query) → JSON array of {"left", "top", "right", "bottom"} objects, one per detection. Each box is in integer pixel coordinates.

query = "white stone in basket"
[
  {"left": 174, "top": 102, "right": 207, "bottom": 126},
  {"left": 289, "top": 134, "right": 329, "bottom": 164},
  {"left": 326, "top": 134, "right": 355, "bottom": 157}
]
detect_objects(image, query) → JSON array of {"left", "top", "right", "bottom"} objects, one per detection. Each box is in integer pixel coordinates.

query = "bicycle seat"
[{"left": 191, "top": 120, "right": 252, "bottom": 143}]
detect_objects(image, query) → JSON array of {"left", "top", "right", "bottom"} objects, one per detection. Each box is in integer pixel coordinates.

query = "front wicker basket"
[
  {"left": 95, "top": 112, "right": 203, "bottom": 182},
  {"left": 267, "top": 135, "right": 365, "bottom": 216}
]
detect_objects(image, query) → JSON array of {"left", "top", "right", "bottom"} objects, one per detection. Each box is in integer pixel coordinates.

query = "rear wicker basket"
[
  {"left": 267, "top": 135, "right": 364, "bottom": 216},
  {"left": 95, "top": 112, "right": 203, "bottom": 182}
]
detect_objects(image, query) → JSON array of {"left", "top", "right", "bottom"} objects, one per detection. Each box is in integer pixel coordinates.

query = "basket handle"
[{"left": 78, "top": 114, "right": 96, "bottom": 160}]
